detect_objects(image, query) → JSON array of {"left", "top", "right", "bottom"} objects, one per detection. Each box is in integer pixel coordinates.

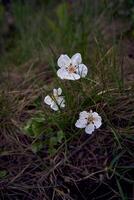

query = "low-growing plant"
[
  {"left": 0, "top": 1, "right": 134, "bottom": 199},
  {"left": 24, "top": 53, "right": 103, "bottom": 155}
]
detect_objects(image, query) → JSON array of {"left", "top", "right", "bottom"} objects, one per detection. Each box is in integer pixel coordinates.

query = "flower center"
[
  {"left": 87, "top": 115, "right": 94, "bottom": 124},
  {"left": 67, "top": 64, "right": 77, "bottom": 74},
  {"left": 52, "top": 94, "right": 58, "bottom": 101}
]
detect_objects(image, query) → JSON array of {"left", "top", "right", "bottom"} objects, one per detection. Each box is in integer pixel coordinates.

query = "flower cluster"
[{"left": 44, "top": 53, "right": 102, "bottom": 134}]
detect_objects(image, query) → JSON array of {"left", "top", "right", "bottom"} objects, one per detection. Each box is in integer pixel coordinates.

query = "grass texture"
[{"left": 0, "top": 0, "right": 134, "bottom": 199}]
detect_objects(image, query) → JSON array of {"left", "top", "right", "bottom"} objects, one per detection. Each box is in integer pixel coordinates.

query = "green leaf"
[
  {"left": 24, "top": 120, "right": 34, "bottom": 137},
  {"left": 31, "top": 121, "right": 43, "bottom": 137},
  {"left": 24, "top": 117, "right": 45, "bottom": 138},
  {"left": 48, "top": 147, "right": 57, "bottom": 156},
  {"left": 57, "top": 130, "right": 64, "bottom": 143},
  {"left": 33, "top": 117, "right": 45, "bottom": 123},
  {"left": 31, "top": 141, "right": 43, "bottom": 153},
  {"left": 0, "top": 170, "right": 7, "bottom": 179},
  {"left": 50, "top": 137, "right": 58, "bottom": 146}
]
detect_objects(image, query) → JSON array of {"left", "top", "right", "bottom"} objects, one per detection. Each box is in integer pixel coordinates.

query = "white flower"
[
  {"left": 57, "top": 53, "right": 88, "bottom": 80},
  {"left": 75, "top": 110, "right": 102, "bottom": 134},
  {"left": 44, "top": 88, "right": 65, "bottom": 111}
]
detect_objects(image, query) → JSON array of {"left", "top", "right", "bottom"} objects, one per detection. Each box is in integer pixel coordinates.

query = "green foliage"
[
  {"left": 116, "top": 178, "right": 127, "bottom": 200},
  {"left": 56, "top": 2, "right": 68, "bottom": 28},
  {"left": 48, "top": 130, "right": 64, "bottom": 155},
  {"left": 31, "top": 141, "right": 43, "bottom": 153},
  {"left": 0, "top": 5, "right": 4, "bottom": 25},
  {"left": 0, "top": 170, "right": 7, "bottom": 179},
  {"left": 46, "top": 2, "right": 73, "bottom": 52},
  {"left": 24, "top": 116, "right": 65, "bottom": 155},
  {"left": 24, "top": 117, "right": 45, "bottom": 138}
]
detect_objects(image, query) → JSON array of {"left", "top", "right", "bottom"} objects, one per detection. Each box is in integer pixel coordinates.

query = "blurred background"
[
  {"left": 0, "top": 0, "right": 134, "bottom": 63},
  {"left": 0, "top": 0, "right": 134, "bottom": 88}
]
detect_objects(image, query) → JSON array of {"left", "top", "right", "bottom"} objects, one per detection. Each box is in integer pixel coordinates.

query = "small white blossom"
[
  {"left": 44, "top": 88, "right": 65, "bottom": 111},
  {"left": 57, "top": 53, "right": 88, "bottom": 80},
  {"left": 75, "top": 110, "right": 102, "bottom": 134}
]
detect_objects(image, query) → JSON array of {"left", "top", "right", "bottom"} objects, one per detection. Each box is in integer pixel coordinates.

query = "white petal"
[
  {"left": 44, "top": 95, "right": 53, "bottom": 105},
  {"left": 57, "top": 68, "right": 68, "bottom": 79},
  {"left": 77, "top": 64, "right": 88, "bottom": 77},
  {"left": 59, "top": 98, "right": 65, "bottom": 108},
  {"left": 64, "top": 73, "right": 80, "bottom": 80},
  {"left": 57, "top": 67, "right": 80, "bottom": 80},
  {"left": 75, "top": 119, "right": 87, "bottom": 128},
  {"left": 53, "top": 88, "right": 62, "bottom": 97},
  {"left": 50, "top": 102, "right": 59, "bottom": 111},
  {"left": 94, "top": 119, "right": 102, "bottom": 129},
  {"left": 57, "top": 96, "right": 65, "bottom": 106},
  {"left": 57, "top": 88, "right": 62, "bottom": 95},
  {"left": 92, "top": 112, "right": 99, "bottom": 118},
  {"left": 71, "top": 53, "right": 82, "bottom": 66},
  {"left": 85, "top": 124, "right": 95, "bottom": 134},
  {"left": 93, "top": 113, "right": 102, "bottom": 128},
  {"left": 57, "top": 54, "right": 71, "bottom": 68},
  {"left": 53, "top": 88, "right": 58, "bottom": 97},
  {"left": 79, "top": 111, "right": 89, "bottom": 120},
  {"left": 60, "top": 102, "right": 65, "bottom": 108},
  {"left": 92, "top": 112, "right": 102, "bottom": 128}
]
